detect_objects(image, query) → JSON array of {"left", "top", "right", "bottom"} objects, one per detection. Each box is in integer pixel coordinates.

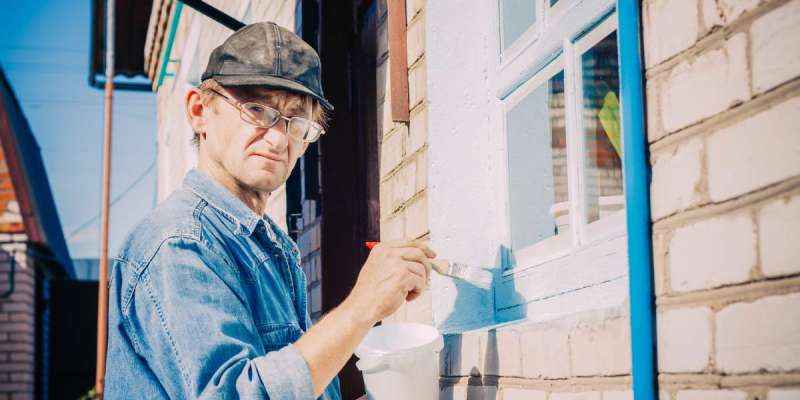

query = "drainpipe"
[
  {"left": 95, "top": 0, "right": 114, "bottom": 397},
  {"left": 618, "top": 1, "right": 658, "bottom": 399}
]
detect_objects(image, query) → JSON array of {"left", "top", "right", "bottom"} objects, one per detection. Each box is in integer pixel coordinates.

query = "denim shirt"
[{"left": 105, "top": 169, "right": 342, "bottom": 400}]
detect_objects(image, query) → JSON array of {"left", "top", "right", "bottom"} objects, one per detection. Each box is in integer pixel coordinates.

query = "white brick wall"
[
  {"left": 644, "top": 0, "right": 698, "bottom": 67},
  {"left": 759, "top": 193, "right": 800, "bottom": 278},
  {"left": 520, "top": 326, "right": 570, "bottom": 378},
  {"left": 657, "top": 307, "right": 712, "bottom": 372},
  {"left": 381, "top": 127, "right": 405, "bottom": 177},
  {"left": 603, "top": 391, "right": 633, "bottom": 400},
  {"left": 650, "top": 138, "right": 704, "bottom": 220},
  {"left": 502, "top": 388, "right": 546, "bottom": 400},
  {"left": 569, "top": 318, "right": 631, "bottom": 376},
  {"left": 716, "top": 293, "right": 800, "bottom": 373},
  {"left": 749, "top": 0, "right": 800, "bottom": 94},
  {"left": 706, "top": 96, "right": 800, "bottom": 202},
  {"left": 660, "top": 33, "right": 749, "bottom": 133},
  {"left": 701, "top": 0, "right": 760, "bottom": 29},
  {"left": 482, "top": 328, "right": 521, "bottom": 376},
  {"left": 676, "top": 390, "right": 748, "bottom": 400},
  {"left": 769, "top": 388, "right": 800, "bottom": 400},
  {"left": 549, "top": 392, "right": 602, "bottom": 400},
  {"left": 668, "top": 211, "right": 755, "bottom": 292}
]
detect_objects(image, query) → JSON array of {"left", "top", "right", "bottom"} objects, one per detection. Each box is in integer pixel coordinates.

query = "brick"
[
  {"left": 0, "top": 383, "right": 29, "bottom": 393},
  {"left": 656, "top": 307, "right": 712, "bottom": 372},
  {"left": 0, "top": 324, "right": 31, "bottom": 334},
  {"left": 408, "top": 58, "right": 426, "bottom": 108},
  {"left": 650, "top": 138, "right": 704, "bottom": 220},
  {"left": 391, "top": 161, "right": 417, "bottom": 208},
  {"left": 406, "top": 12, "right": 425, "bottom": 66},
  {"left": 550, "top": 393, "right": 601, "bottom": 400},
  {"left": 10, "top": 393, "right": 32, "bottom": 400},
  {"left": 441, "top": 385, "right": 466, "bottom": 400},
  {"left": 751, "top": 0, "right": 800, "bottom": 94},
  {"left": 404, "top": 195, "right": 428, "bottom": 239},
  {"left": 503, "top": 388, "right": 546, "bottom": 400},
  {"left": 644, "top": 0, "right": 699, "bottom": 67},
  {"left": 759, "top": 194, "right": 800, "bottom": 278},
  {"left": 676, "top": 390, "right": 747, "bottom": 400},
  {"left": 8, "top": 373, "right": 30, "bottom": 383},
  {"left": 707, "top": 96, "right": 800, "bottom": 202},
  {"left": 482, "top": 328, "right": 521, "bottom": 376},
  {"left": 441, "top": 331, "right": 482, "bottom": 376},
  {"left": 668, "top": 212, "right": 755, "bottom": 292},
  {"left": 769, "top": 388, "right": 800, "bottom": 400},
  {"left": 408, "top": 107, "right": 427, "bottom": 155},
  {"left": 415, "top": 152, "right": 428, "bottom": 195},
  {"left": 381, "top": 127, "right": 405, "bottom": 178},
  {"left": 604, "top": 391, "right": 633, "bottom": 400},
  {"left": 380, "top": 213, "right": 404, "bottom": 241},
  {"left": 468, "top": 385, "right": 497, "bottom": 400},
  {"left": 405, "top": 0, "right": 425, "bottom": 24},
  {"left": 660, "top": 33, "right": 749, "bottom": 133},
  {"left": 716, "top": 293, "right": 800, "bottom": 373},
  {"left": 569, "top": 318, "right": 631, "bottom": 376},
  {"left": 520, "top": 325, "right": 571, "bottom": 378},
  {"left": 701, "top": 0, "right": 760, "bottom": 30}
]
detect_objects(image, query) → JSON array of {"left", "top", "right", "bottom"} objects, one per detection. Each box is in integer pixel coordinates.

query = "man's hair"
[{"left": 191, "top": 79, "right": 330, "bottom": 147}]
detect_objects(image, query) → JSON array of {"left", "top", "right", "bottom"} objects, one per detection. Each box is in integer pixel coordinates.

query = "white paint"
[{"left": 426, "top": 1, "right": 628, "bottom": 332}]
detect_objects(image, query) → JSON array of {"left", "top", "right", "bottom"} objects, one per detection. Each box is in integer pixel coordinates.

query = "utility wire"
[{"left": 66, "top": 159, "right": 156, "bottom": 241}]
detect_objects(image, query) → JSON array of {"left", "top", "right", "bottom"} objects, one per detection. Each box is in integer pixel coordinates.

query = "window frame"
[
  {"left": 489, "top": 1, "right": 629, "bottom": 326},
  {"left": 494, "top": 1, "right": 622, "bottom": 277}
]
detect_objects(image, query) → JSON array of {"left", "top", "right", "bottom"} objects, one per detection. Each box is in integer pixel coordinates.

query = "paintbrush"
[{"left": 365, "top": 242, "right": 493, "bottom": 289}]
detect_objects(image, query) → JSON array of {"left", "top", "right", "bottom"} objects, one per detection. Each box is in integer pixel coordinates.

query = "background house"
[
  {"left": 0, "top": 66, "right": 98, "bottom": 400},
  {"left": 141, "top": 0, "right": 800, "bottom": 399}
]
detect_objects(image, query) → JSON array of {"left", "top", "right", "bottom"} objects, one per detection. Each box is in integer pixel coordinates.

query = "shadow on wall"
[{"left": 437, "top": 245, "right": 527, "bottom": 399}]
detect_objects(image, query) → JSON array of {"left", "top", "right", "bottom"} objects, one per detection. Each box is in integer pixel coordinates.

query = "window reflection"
[
  {"left": 506, "top": 70, "right": 568, "bottom": 250},
  {"left": 581, "top": 31, "right": 623, "bottom": 224}
]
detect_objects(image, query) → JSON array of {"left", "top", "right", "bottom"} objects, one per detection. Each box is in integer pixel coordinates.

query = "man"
[{"left": 105, "top": 22, "right": 435, "bottom": 399}]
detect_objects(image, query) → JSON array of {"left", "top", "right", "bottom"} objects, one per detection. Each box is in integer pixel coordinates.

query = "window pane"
[
  {"left": 500, "top": 0, "right": 536, "bottom": 50},
  {"left": 506, "top": 71, "right": 568, "bottom": 250},
  {"left": 550, "top": 0, "right": 560, "bottom": 6},
  {"left": 581, "top": 31, "right": 623, "bottom": 224}
]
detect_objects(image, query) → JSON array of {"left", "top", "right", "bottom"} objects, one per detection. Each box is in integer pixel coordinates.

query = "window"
[
  {"left": 494, "top": 1, "right": 628, "bottom": 323},
  {"left": 424, "top": 0, "right": 628, "bottom": 331}
]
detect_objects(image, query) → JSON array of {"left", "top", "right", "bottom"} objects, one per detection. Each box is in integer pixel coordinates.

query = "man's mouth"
[{"left": 252, "top": 152, "right": 287, "bottom": 164}]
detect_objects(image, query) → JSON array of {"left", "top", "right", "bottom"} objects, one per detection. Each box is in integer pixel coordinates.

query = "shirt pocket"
[{"left": 257, "top": 322, "right": 304, "bottom": 353}]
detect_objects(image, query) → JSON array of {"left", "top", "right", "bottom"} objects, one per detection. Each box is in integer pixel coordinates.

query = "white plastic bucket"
[{"left": 355, "top": 322, "right": 444, "bottom": 400}]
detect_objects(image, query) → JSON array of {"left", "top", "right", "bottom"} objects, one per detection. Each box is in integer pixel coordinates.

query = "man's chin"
[{"left": 243, "top": 171, "right": 286, "bottom": 193}]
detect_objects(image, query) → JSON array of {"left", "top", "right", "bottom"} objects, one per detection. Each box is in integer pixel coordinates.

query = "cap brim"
[{"left": 212, "top": 74, "right": 334, "bottom": 111}]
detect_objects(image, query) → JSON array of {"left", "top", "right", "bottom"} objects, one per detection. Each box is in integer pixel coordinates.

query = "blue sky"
[{"left": 0, "top": 1, "right": 157, "bottom": 260}]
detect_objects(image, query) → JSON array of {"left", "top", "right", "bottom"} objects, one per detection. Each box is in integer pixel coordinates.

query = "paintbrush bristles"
[{"left": 429, "top": 259, "right": 493, "bottom": 289}]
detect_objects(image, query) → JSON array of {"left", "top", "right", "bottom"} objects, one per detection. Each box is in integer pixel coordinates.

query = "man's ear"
[{"left": 186, "top": 88, "right": 207, "bottom": 135}]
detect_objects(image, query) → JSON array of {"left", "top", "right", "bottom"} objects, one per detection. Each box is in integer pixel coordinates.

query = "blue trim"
[
  {"left": 156, "top": 2, "right": 184, "bottom": 88},
  {"left": 618, "top": 1, "right": 657, "bottom": 399}
]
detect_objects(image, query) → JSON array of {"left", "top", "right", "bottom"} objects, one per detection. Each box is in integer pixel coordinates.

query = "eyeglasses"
[{"left": 208, "top": 88, "right": 326, "bottom": 143}]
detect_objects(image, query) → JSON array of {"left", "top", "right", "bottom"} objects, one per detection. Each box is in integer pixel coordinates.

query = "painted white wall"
[{"left": 426, "top": 0, "right": 509, "bottom": 333}]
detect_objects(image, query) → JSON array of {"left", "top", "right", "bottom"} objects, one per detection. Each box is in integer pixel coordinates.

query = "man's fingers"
[
  {"left": 399, "top": 248, "right": 434, "bottom": 279},
  {"left": 401, "top": 260, "right": 428, "bottom": 281},
  {"left": 386, "top": 240, "right": 437, "bottom": 259}
]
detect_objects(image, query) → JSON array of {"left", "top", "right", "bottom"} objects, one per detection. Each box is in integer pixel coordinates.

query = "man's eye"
[{"left": 245, "top": 104, "right": 266, "bottom": 114}]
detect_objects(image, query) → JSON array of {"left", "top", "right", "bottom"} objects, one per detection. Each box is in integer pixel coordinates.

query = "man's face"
[{"left": 191, "top": 85, "right": 311, "bottom": 194}]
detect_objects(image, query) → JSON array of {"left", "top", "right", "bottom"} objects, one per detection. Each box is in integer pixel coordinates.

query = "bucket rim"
[{"left": 355, "top": 322, "right": 444, "bottom": 358}]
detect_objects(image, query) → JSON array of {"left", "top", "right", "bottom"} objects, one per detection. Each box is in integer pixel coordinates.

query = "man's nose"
[{"left": 261, "top": 120, "right": 289, "bottom": 151}]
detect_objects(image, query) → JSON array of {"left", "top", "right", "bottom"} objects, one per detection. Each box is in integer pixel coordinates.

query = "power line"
[{"left": 66, "top": 159, "right": 157, "bottom": 241}]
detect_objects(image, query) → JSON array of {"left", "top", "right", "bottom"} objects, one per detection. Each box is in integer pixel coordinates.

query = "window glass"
[
  {"left": 500, "top": 0, "right": 536, "bottom": 50},
  {"left": 550, "top": 0, "right": 560, "bottom": 6},
  {"left": 580, "top": 31, "right": 623, "bottom": 224},
  {"left": 506, "top": 70, "right": 568, "bottom": 250}
]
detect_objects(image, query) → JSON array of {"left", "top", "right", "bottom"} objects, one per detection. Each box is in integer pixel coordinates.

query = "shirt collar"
[{"left": 183, "top": 168, "right": 263, "bottom": 236}]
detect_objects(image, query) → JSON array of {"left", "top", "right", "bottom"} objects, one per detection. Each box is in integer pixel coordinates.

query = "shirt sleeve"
[{"left": 122, "top": 237, "right": 315, "bottom": 400}]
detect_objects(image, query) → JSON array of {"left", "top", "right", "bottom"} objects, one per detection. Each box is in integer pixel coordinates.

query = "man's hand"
[
  {"left": 344, "top": 240, "right": 436, "bottom": 325},
  {"left": 295, "top": 239, "right": 436, "bottom": 397}
]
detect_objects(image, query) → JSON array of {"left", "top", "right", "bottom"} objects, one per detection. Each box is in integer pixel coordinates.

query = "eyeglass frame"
[{"left": 206, "top": 87, "right": 326, "bottom": 143}]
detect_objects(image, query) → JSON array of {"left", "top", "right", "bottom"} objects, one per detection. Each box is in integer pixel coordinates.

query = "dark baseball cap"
[{"left": 201, "top": 21, "right": 333, "bottom": 111}]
